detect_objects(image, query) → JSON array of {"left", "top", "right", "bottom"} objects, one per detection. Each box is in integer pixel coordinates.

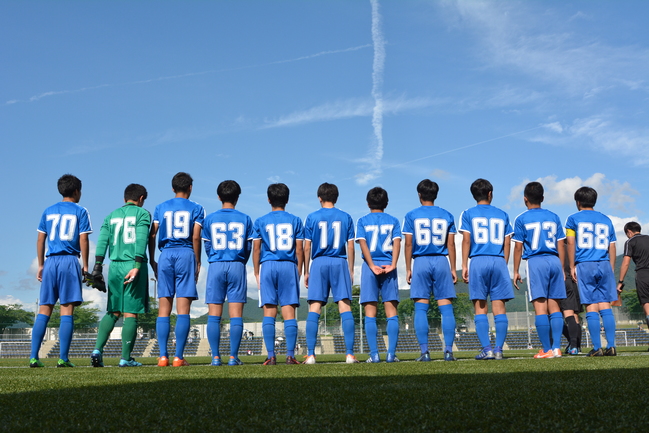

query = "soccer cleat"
[
  {"left": 552, "top": 348, "right": 562, "bottom": 358},
  {"left": 365, "top": 353, "right": 380, "bottom": 363},
  {"left": 303, "top": 355, "right": 316, "bottom": 365},
  {"left": 414, "top": 351, "right": 431, "bottom": 362},
  {"left": 211, "top": 356, "right": 222, "bottom": 366},
  {"left": 604, "top": 347, "right": 617, "bottom": 356},
  {"left": 228, "top": 356, "right": 243, "bottom": 366},
  {"left": 533, "top": 350, "right": 554, "bottom": 359},
  {"left": 57, "top": 359, "right": 75, "bottom": 368},
  {"left": 346, "top": 354, "right": 360, "bottom": 364},
  {"left": 29, "top": 358, "right": 44, "bottom": 368},
  {"left": 172, "top": 357, "right": 189, "bottom": 367},
  {"left": 91, "top": 349, "right": 104, "bottom": 367},
  {"left": 285, "top": 356, "right": 300, "bottom": 365},
  {"left": 475, "top": 349, "right": 495, "bottom": 360},
  {"left": 262, "top": 357, "right": 277, "bottom": 365},
  {"left": 385, "top": 353, "right": 400, "bottom": 363},
  {"left": 568, "top": 347, "right": 579, "bottom": 355},
  {"left": 588, "top": 348, "right": 604, "bottom": 357},
  {"left": 444, "top": 351, "right": 457, "bottom": 361},
  {"left": 118, "top": 358, "right": 142, "bottom": 367},
  {"left": 494, "top": 351, "right": 504, "bottom": 360},
  {"left": 157, "top": 356, "right": 169, "bottom": 367}
]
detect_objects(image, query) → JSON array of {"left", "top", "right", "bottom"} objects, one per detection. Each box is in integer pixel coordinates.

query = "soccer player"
[
  {"left": 253, "top": 183, "right": 304, "bottom": 365},
  {"left": 303, "top": 183, "right": 357, "bottom": 364},
  {"left": 512, "top": 182, "right": 566, "bottom": 359},
  {"left": 91, "top": 184, "right": 152, "bottom": 367},
  {"left": 402, "top": 180, "right": 458, "bottom": 362},
  {"left": 565, "top": 186, "right": 617, "bottom": 357},
  {"left": 31, "top": 174, "right": 92, "bottom": 368},
  {"left": 459, "top": 178, "right": 514, "bottom": 360},
  {"left": 356, "top": 187, "right": 401, "bottom": 363},
  {"left": 202, "top": 180, "right": 253, "bottom": 366},
  {"left": 617, "top": 222, "right": 649, "bottom": 340},
  {"left": 150, "top": 172, "right": 205, "bottom": 367}
]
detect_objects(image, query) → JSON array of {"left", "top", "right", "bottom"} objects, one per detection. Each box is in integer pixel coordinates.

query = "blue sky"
[{"left": 2, "top": 1, "right": 648, "bottom": 317}]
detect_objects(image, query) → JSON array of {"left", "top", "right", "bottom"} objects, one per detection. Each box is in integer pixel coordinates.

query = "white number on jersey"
[
  {"left": 364, "top": 224, "right": 394, "bottom": 252},
  {"left": 577, "top": 222, "right": 609, "bottom": 250},
  {"left": 163, "top": 210, "right": 191, "bottom": 239},
  {"left": 414, "top": 218, "right": 447, "bottom": 246},
  {"left": 46, "top": 214, "right": 77, "bottom": 241},
  {"left": 210, "top": 222, "right": 245, "bottom": 251},
  {"left": 265, "top": 223, "right": 293, "bottom": 251},
  {"left": 318, "top": 221, "right": 341, "bottom": 250},
  {"left": 472, "top": 217, "right": 504, "bottom": 245},
  {"left": 110, "top": 217, "right": 136, "bottom": 245},
  {"left": 524, "top": 221, "right": 558, "bottom": 251}
]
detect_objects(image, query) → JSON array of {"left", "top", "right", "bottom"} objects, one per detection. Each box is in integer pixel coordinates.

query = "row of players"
[{"left": 29, "top": 172, "right": 647, "bottom": 367}]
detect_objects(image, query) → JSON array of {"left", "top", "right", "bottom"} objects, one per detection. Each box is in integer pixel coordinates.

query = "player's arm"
[
  {"left": 385, "top": 237, "right": 401, "bottom": 274},
  {"left": 192, "top": 222, "right": 202, "bottom": 282},
  {"left": 36, "top": 232, "right": 47, "bottom": 282},
  {"left": 618, "top": 256, "right": 631, "bottom": 292},
  {"left": 557, "top": 238, "right": 566, "bottom": 280},
  {"left": 303, "top": 240, "right": 312, "bottom": 288},
  {"left": 296, "top": 239, "right": 304, "bottom": 279},
  {"left": 346, "top": 239, "right": 355, "bottom": 284},
  {"left": 404, "top": 233, "right": 413, "bottom": 284},
  {"left": 252, "top": 239, "right": 262, "bottom": 289},
  {"left": 461, "top": 231, "right": 471, "bottom": 282},
  {"left": 566, "top": 230, "right": 577, "bottom": 282},
  {"left": 148, "top": 222, "right": 159, "bottom": 278},
  {"left": 358, "top": 239, "right": 382, "bottom": 275},
  {"left": 447, "top": 233, "right": 457, "bottom": 283},
  {"left": 80, "top": 233, "right": 89, "bottom": 274},
  {"left": 504, "top": 234, "right": 512, "bottom": 264},
  {"left": 608, "top": 241, "right": 616, "bottom": 272},
  {"left": 512, "top": 241, "right": 523, "bottom": 290}
]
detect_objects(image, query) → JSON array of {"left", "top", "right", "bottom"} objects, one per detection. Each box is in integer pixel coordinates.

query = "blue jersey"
[
  {"left": 459, "top": 205, "right": 513, "bottom": 258},
  {"left": 565, "top": 210, "right": 616, "bottom": 263},
  {"left": 37, "top": 202, "right": 93, "bottom": 256},
  {"left": 253, "top": 210, "right": 304, "bottom": 264},
  {"left": 304, "top": 207, "right": 354, "bottom": 259},
  {"left": 202, "top": 209, "right": 254, "bottom": 263},
  {"left": 153, "top": 198, "right": 205, "bottom": 250},
  {"left": 402, "top": 206, "right": 456, "bottom": 257},
  {"left": 512, "top": 208, "right": 566, "bottom": 260},
  {"left": 355, "top": 212, "right": 402, "bottom": 262}
]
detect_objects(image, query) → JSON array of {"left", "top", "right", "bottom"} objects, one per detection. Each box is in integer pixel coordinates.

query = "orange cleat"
[
  {"left": 157, "top": 356, "right": 169, "bottom": 367},
  {"left": 533, "top": 350, "right": 554, "bottom": 359},
  {"left": 172, "top": 357, "right": 190, "bottom": 367}
]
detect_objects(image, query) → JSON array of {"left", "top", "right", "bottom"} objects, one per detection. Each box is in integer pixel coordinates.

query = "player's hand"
[
  {"left": 195, "top": 262, "right": 201, "bottom": 283},
  {"left": 451, "top": 270, "right": 458, "bottom": 284},
  {"left": 304, "top": 272, "right": 309, "bottom": 288},
  {"left": 462, "top": 267, "right": 469, "bottom": 283},
  {"left": 349, "top": 270, "right": 353, "bottom": 285},
  {"left": 370, "top": 265, "right": 383, "bottom": 276},
  {"left": 406, "top": 269, "right": 412, "bottom": 285},
  {"left": 150, "top": 260, "right": 158, "bottom": 279},
  {"left": 124, "top": 268, "right": 139, "bottom": 285},
  {"left": 570, "top": 267, "right": 577, "bottom": 283},
  {"left": 37, "top": 266, "right": 43, "bottom": 282},
  {"left": 513, "top": 272, "right": 522, "bottom": 291},
  {"left": 255, "top": 273, "right": 260, "bottom": 289},
  {"left": 382, "top": 264, "right": 396, "bottom": 274},
  {"left": 616, "top": 282, "right": 625, "bottom": 293}
]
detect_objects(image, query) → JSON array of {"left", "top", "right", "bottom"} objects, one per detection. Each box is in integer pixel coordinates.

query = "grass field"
[{"left": 1, "top": 349, "right": 649, "bottom": 432}]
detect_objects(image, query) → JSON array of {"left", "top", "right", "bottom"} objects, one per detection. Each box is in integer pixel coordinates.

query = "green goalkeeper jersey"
[{"left": 96, "top": 203, "right": 151, "bottom": 262}]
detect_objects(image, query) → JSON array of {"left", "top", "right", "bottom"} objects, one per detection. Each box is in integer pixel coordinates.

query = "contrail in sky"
[{"left": 6, "top": 44, "right": 371, "bottom": 105}]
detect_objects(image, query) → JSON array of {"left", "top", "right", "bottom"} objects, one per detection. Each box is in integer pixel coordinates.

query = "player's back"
[
  {"left": 625, "top": 234, "right": 649, "bottom": 272},
  {"left": 459, "top": 204, "right": 512, "bottom": 258},
  {"left": 101, "top": 204, "right": 151, "bottom": 261},
  {"left": 38, "top": 201, "right": 92, "bottom": 256},
  {"left": 305, "top": 207, "right": 354, "bottom": 259},
  {"left": 513, "top": 208, "right": 565, "bottom": 259},
  {"left": 565, "top": 210, "right": 616, "bottom": 263},
  {"left": 402, "top": 206, "right": 455, "bottom": 258},
  {"left": 356, "top": 212, "right": 401, "bottom": 261},
  {"left": 254, "top": 211, "right": 304, "bottom": 263},
  {"left": 153, "top": 197, "right": 205, "bottom": 250},
  {"left": 203, "top": 208, "right": 253, "bottom": 263}
]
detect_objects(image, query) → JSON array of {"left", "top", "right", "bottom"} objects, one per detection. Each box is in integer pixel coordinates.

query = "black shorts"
[
  {"left": 636, "top": 271, "right": 649, "bottom": 305},
  {"left": 561, "top": 277, "right": 582, "bottom": 313}
]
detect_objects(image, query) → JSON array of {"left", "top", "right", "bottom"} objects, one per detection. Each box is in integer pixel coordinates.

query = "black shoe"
[
  {"left": 588, "top": 348, "right": 604, "bottom": 357},
  {"left": 262, "top": 357, "right": 276, "bottom": 365},
  {"left": 604, "top": 347, "right": 617, "bottom": 356},
  {"left": 285, "top": 356, "right": 300, "bottom": 365}
]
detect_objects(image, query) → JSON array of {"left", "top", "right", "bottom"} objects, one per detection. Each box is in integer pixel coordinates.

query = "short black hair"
[
  {"left": 574, "top": 186, "right": 597, "bottom": 208},
  {"left": 57, "top": 174, "right": 82, "bottom": 198},
  {"left": 217, "top": 180, "right": 241, "bottom": 204},
  {"left": 317, "top": 183, "right": 339, "bottom": 204},
  {"left": 366, "top": 187, "right": 388, "bottom": 210},
  {"left": 417, "top": 179, "right": 439, "bottom": 202},
  {"left": 268, "top": 183, "right": 289, "bottom": 208},
  {"left": 470, "top": 178, "right": 493, "bottom": 202},
  {"left": 524, "top": 182, "right": 544, "bottom": 205},
  {"left": 124, "top": 184, "right": 147, "bottom": 202},
  {"left": 172, "top": 172, "right": 193, "bottom": 193},
  {"left": 624, "top": 221, "right": 641, "bottom": 233}
]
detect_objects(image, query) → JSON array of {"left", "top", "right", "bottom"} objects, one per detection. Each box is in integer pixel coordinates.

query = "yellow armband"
[{"left": 566, "top": 229, "right": 575, "bottom": 237}]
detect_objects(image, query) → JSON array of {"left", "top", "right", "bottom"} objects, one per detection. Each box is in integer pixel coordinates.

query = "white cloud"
[
  {"left": 0, "top": 294, "right": 30, "bottom": 308},
  {"left": 267, "top": 175, "right": 281, "bottom": 183}
]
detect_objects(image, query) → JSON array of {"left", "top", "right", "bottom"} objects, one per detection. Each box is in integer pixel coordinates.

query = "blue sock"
[
  {"left": 365, "top": 316, "right": 378, "bottom": 356},
  {"left": 535, "top": 314, "right": 551, "bottom": 352},
  {"left": 550, "top": 312, "right": 564, "bottom": 350},
  {"left": 386, "top": 315, "right": 399, "bottom": 355},
  {"left": 439, "top": 304, "right": 456, "bottom": 353},
  {"left": 262, "top": 316, "right": 276, "bottom": 358},
  {"left": 230, "top": 317, "right": 243, "bottom": 358},
  {"left": 30, "top": 314, "right": 49, "bottom": 359},
  {"left": 475, "top": 314, "right": 491, "bottom": 350},
  {"left": 414, "top": 302, "right": 430, "bottom": 353},
  {"left": 174, "top": 314, "right": 190, "bottom": 359},
  {"left": 284, "top": 319, "right": 297, "bottom": 358},
  {"left": 306, "top": 312, "right": 320, "bottom": 356},
  {"left": 586, "top": 311, "right": 602, "bottom": 350},
  {"left": 494, "top": 314, "right": 508, "bottom": 350},
  {"left": 207, "top": 315, "right": 221, "bottom": 358},
  {"left": 156, "top": 316, "right": 170, "bottom": 357},
  {"left": 341, "top": 311, "right": 355, "bottom": 355},
  {"left": 59, "top": 315, "right": 74, "bottom": 361},
  {"left": 600, "top": 309, "right": 616, "bottom": 348}
]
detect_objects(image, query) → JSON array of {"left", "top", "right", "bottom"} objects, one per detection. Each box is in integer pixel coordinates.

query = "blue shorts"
[
  {"left": 308, "top": 256, "right": 351, "bottom": 304},
  {"left": 410, "top": 256, "right": 456, "bottom": 301},
  {"left": 40, "top": 255, "right": 83, "bottom": 306},
  {"left": 576, "top": 261, "right": 617, "bottom": 304},
  {"left": 259, "top": 261, "right": 300, "bottom": 307},
  {"left": 468, "top": 256, "right": 514, "bottom": 301},
  {"left": 205, "top": 261, "right": 247, "bottom": 304},
  {"left": 360, "top": 260, "right": 399, "bottom": 304},
  {"left": 525, "top": 255, "right": 566, "bottom": 302},
  {"left": 157, "top": 248, "right": 198, "bottom": 300}
]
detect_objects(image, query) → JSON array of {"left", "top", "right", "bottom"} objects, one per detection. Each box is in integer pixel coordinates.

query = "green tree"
[
  {"left": 621, "top": 289, "right": 643, "bottom": 314},
  {"left": 49, "top": 302, "right": 99, "bottom": 329},
  {"left": 138, "top": 297, "right": 177, "bottom": 334},
  {"left": 0, "top": 304, "right": 34, "bottom": 335},
  {"left": 397, "top": 293, "right": 473, "bottom": 328}
]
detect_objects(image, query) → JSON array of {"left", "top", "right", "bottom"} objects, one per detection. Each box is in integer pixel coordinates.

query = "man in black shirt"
[{"left": 618, "top": 222, "right": 649, "bottom": 334}]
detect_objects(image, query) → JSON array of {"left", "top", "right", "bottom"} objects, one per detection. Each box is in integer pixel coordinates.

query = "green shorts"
[{"left": 106, "top": 261, "right": 149, "bottom": 314}]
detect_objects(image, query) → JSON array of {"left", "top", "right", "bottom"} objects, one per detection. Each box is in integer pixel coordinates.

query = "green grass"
[{"left": 2, "top": 350, "right": 649, "bottom": 432}]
